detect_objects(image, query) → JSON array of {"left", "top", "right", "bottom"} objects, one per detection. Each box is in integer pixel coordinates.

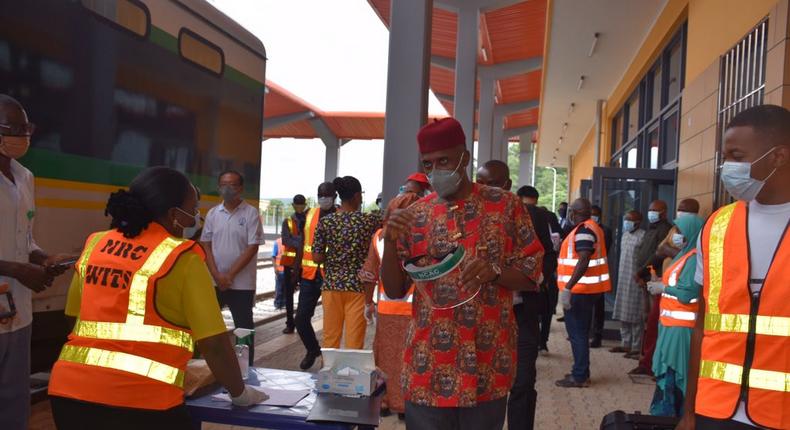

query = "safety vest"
[
  {"left": 48, "top": 224, "right": 202, "bottom": 410},
  {"left": 274, "top": 238, "right": 285, "bottom": 273},
  {"left": 696, "top": 201, "right": 790, "bottom": 429},
  {"left": 301, "top": 208, "right": 322, "bottom": 280},
  {"left": 557, "top": 219, "right": 612, "bottom": 294},
  {"left": 659, "top": 249, "right": 698, "bottom": 328},
  {"left": 280, "top": 217, "right": 299, "bottom": 268},
  {"left": 370, "top": 230, "right": 413, "bottom": 316}
]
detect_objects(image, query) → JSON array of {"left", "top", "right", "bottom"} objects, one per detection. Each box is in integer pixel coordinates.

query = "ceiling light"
[
  {"left": 562, "top": 122, "right": 568, "bottom": 134},
  {"left": 568, "top": 103, "right": 575, "bottom": 114},
  {"left": 558, "top": 137, "right": 563, "bottom": 145},
  {"left": 588, "top": 32, "right": 600, "bottom": 57},
  {"left": 481, "top": 47, "right": 488, "bottom": 62},
  {"left": 577, "top": 76, "right": 585, "bottom": 92}
]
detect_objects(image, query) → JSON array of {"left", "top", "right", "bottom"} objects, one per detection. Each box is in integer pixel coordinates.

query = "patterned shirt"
[
  {"left": 396, "top": 184, "right": 543, "bottom": 407},
  {"left": 313, "top": 211, "right": 381, "bottom": 293}
]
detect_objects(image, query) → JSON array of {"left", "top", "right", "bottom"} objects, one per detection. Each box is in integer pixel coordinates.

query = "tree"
[{"left": 506, "top": 143, "right": 568, "bottom": 211}]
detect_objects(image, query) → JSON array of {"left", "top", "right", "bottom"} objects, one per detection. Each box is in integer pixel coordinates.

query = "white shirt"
[
  {"left": 695, "top": 200, "right": 790, "bottom": 426},
  {"left": 201, "top": 201, "right": 264, "bottom": 291},
  {"left": 0, "top": 160, "right": 40, "bottom": 333}
]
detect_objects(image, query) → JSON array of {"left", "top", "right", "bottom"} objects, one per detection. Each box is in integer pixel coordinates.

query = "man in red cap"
[
  {"left": 404, "top": 172, "right": 431, "bottom": 197},
  {"left": 380, "top": 118, "right": 544, "bottom": 430}
]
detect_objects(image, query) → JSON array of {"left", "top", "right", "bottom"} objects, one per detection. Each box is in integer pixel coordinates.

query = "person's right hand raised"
[
  {"left": 383, "top": 208, "right": 415, "bottom": 242},
  {"left": 15, "top": 263, "right": 54, "bottom": 293}
]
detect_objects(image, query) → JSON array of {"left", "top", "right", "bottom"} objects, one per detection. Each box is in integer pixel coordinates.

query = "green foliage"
[{"left": 506, "top": 143, "right": 569, "bottom": 212}]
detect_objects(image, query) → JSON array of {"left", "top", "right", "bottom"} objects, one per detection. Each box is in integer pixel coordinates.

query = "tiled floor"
[{"left": 31, "top": 310, "right": 655, "bottom": 430}]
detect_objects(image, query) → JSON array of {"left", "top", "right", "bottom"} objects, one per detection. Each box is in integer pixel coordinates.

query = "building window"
[
  {"left": 714, "top": 18, "right": 768, "bottom": 208},
  {"left": 179, "top": 28, "right": 224, "bottom": 76},
  {"left": 610, "top": 23, "right": 686, "bottom": 170},
  {"left": 81, "top": 0, "right": 149, "bottom": 37}
]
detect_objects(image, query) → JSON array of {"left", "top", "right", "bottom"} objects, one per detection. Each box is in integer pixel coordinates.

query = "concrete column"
[
  {"left": 477, "top": 77, "right": 496, "bottom": 166},
  {"left": 382, "top": 0, "right": 433, "bottom": 204},
  {"left": 518, "top": 137, "right": 534, "bottom": 187},
  {"left": 324, "top": 139, "right": 340, "bottom": 182},
  {"left": 453, "top": 6, "right": 479, "bottom": 176}
]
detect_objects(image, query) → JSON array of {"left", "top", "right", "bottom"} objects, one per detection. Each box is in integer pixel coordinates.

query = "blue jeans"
[
  {"left": 274, "top": 271, "right": 285, "bottom": 308},
  {"left": 564, "top": 293, "right": 600, "bottom": 382}
]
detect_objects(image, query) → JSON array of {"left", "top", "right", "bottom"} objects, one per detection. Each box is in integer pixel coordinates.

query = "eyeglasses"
[{"left": 0, "top": 122, "right": 35, "bottom": 137}]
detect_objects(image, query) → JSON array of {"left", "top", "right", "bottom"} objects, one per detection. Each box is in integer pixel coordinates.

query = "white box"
[{"left": 316, "top": 348, "right": 377, "bottom": 397}]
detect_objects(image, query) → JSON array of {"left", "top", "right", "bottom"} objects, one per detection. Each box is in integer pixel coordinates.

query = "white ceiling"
[{"left": 538, "top": 0, "right": 669, "bottom": 168}]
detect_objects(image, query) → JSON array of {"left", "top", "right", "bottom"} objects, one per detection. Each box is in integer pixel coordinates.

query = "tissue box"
[{"left": 316, "top": 348, "right": 377, "bottom": 397}]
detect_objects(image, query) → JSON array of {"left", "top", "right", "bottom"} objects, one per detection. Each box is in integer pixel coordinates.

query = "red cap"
[
  {"left": 417, "top": 118, "right": 466, "bottom": 154},
  {"left": 407, "top": 172, "right": 429, "bottom": 185}
]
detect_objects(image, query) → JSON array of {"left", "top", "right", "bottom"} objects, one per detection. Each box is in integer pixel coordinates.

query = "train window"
[
  {"left": 81, "top": 0, "right": 149, "bottom": 37},
  {"left": 179, "top": 29, "right": 224, "bottom": 75}
]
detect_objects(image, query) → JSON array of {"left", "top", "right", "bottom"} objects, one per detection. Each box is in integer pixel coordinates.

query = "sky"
[{"left": 209, "top": 0, "right": 446, "bottom": 203}]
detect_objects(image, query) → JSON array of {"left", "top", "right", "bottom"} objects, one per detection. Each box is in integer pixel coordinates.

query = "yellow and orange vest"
[
  {"left": 274, "top": 238, "right": 285, "bottom": 273},
  {"left": 301, "top": 208, "right": 323, "bottom": 281},
  {"left": 696, "top": 201, "right": 790, "bottom": 429},
  {"left": 49, "top": 224, "right": 202, "bottom": 410},
  {"left": 280, "top": 217, "right": 299, "bottom": 268},
  {"left": 658, "top": 249, "right": 698, "bottom": 328},
  {"left": 557, "top": 219, "right": 612, "bottom": 294},
  {"left": 370, "top": 229, "right": 413, "bottom": 316}
]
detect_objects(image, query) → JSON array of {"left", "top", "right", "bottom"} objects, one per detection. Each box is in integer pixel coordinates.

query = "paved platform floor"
[{"left": 30, "top": 309, "right": 656, "bottom": 430}]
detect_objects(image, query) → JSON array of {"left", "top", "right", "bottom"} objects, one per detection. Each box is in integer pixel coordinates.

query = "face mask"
[
  {"left": 427, "top": 155, "right": 464, "bottom": 198},
  {"left": 676, "top": 211, "right": 693, "bottom": 219},
  {"left": 591, "top": 215, "right": 600, "bottom": 223},
  {"left": 219, "top": 185, "right": 239, "bottom": 202},
  {"left": 318, "top": 197, "right": 335, "bottom": 210},
  {"left": 720, "top": 147, "right": 778, "bottom": 202},
  {"left": 648, "top": 210, "right": 661, "bottom": 224},
  {"left": 0, "top": 136, "right": 30, "bottom": 159},
  {"left": 175, "top": 207, "right": 201, "bottom": 239},
  {"left": 623, "top": 220, "right": 636, "bottom": 232},
  {"left": 671, "top": 232, "right": 685, "bottom": 248}
]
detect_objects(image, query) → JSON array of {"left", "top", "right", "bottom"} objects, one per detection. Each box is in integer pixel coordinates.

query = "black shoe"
[
  {"left": 282, "top": 326, "right": 295, "bottom": 334},
  {"left": 300, "top": 351, "right": 321, "bottom": 370},
  {"left": 557, "top": 316, "right": 565, "bottom": 322},
  {"left": 398, "top": 413, "right": 406, "bottom": 421},
  {"left": 590, "top": 338, "right": 602, "bottom": 348},
  {"left": 380, "top": 408, "right": 392, "bottom": 417},
  {"left": 555, "top": 375, "right": 590, "bottom": 388},
  {"left": 538, "top": 344, "right": 549, "bottom": 356}
]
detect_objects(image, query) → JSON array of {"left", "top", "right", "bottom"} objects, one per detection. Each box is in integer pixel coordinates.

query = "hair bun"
[{"left": 105, "top": 189, "right": 152, "bottom": 238}]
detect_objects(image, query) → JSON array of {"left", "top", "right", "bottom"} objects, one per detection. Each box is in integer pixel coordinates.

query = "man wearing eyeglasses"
[
  {"left": 380, "top": 118, "right": 544, "bottom": 430},
  {"left": 0, "top": 94, "right": 73, "bottom": 429}
]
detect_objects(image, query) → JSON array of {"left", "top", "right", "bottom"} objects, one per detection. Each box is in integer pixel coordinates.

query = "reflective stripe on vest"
[
  {"left": 280, "top": 219, "right": 299, "bottom": 267},
  {"left": 372, "top": 230, "right": 413, "bottom": 316},
  {"left": 59, "top": 345, "right": 185, "bottom": 387},
  {"left": 301, "top": 208, "right": 322, "bottom": 277},
  {"left": 697, "top": 201, "right": 790, "bottom": 428},
  {"left": 556, "top": 220, "right": 612, "bottom": 294},
  {"left": 659, "top": 249, "right": 698, "bottom": 328}
]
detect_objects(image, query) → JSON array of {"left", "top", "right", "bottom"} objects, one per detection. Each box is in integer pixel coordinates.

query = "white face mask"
[
  {"left": 318, "top": 196, "right": 335, "bottom": 210},
  {"left": 175, "top": 207, "right": 202, "bottom": 239},
  {"left": 720, "top": 147, "right": 778, "bottom": 202},
  {"left": 648, "top": 210, "right": 661, "bottom": 224},
  {"left": 671, "top": 232, "right": 685, "bottom": 248},
  {"left": 427, "top": 155, "right": 464, "bottom": 199}
]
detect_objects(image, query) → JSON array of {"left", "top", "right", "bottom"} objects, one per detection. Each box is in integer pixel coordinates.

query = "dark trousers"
[
  {"left": 216, "top": 289, "right": 255, "bottom": 365},
  {"left": 274, "top": 271, "right": 285, "bottom": 308},
  {"left": 639, "top": 294, "right": 661, "bottom": 371},
  {"left": 540, "top": 278, "right": 559, "bottom": 347},
  {"left": 564, "top": 293, "right": 600, "bottom": 382},
  {"left": 283, "top": 267, "right": 297, "bottom": 329},
  {"left": 591, "top": 293, "right": 605, "bottom": 341},
  {"left": 508, "top": 303, "right": 539, "bottom": 430},
  {"left": 296, "top": 275, "right": 323, "bottom": 355},
  {"left": 404, "top": 398, "right": 507, "bottom": 430},
  {"left": 50, "top": 396, "right": 192, "bottom": 430}
]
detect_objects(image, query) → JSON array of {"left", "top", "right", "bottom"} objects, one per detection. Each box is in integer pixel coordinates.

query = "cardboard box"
[{"left": 316, "top": 348, "right": 378, "bottom": 397}]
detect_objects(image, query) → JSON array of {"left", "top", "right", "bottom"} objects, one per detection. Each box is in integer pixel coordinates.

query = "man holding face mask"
[
  {"left": 0, "top": 94, "right": 73, "bottom": 429},
  {"left": 201, "top": 171, "right": 265, "bottom": 364}
]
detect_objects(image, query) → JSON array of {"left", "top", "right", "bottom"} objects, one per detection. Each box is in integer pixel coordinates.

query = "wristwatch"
[{"left": 490, "top": 263, "right": 502, "bottom": 284}]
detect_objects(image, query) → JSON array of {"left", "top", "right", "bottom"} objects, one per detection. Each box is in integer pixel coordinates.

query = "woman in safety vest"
[
  {"left": 646, "top": 214, "right": 705, "bottom": 417},
  {"left": 359, "top": 192, "right": 420, "bottom": 419},
  {"left": 48, "top": 167, "right": 266, "bottom": 429}
]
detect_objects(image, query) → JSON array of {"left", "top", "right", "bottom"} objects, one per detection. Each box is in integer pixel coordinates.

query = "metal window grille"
[{"left": 714, "top": 18, "right": 768, "bottom": 208}]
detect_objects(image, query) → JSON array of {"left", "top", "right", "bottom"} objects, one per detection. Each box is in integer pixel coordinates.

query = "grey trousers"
[
  {"left": 405, "top": 397, "right": 507, "bottom": 430},
  {"left": 0, "top": 324, "right": 32, "bottom": 430},
  {"left": 620, "top": 321, "right": 644, "bottom": 352}
]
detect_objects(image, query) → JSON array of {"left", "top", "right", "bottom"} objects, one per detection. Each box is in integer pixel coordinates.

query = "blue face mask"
[
  {"left": 647, "top": 210, "right": 661, "bottom": 224},
  {"left": 623, "top": 219, "right": 636, "bottom": 233},
  {"left": 591, "top": 215, "right": 600, "bottom": 223}
]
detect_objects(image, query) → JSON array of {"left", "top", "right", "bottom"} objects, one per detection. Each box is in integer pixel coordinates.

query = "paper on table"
[{"left": 211, "top": 387, "right": 310, "bottom": 407}]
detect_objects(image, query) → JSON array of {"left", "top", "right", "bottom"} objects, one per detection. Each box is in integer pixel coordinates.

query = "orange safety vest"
[
  {"left": 301, "top": 208, "right": 323, "bottom": 280},
  {"left": 659, "top": 249, "right": 698, "bottom": 328},
  {"left": 370, "top": 230, "right": 413, "bottom": 316},
  {"left": 696, "top": 201, "right": 790, "bottom": 429},
  {"left": 557, "top": 219, "right": 612, "bottom": 294},
  {"left": 274, "top": 238, "right": 285, "bottom": 273},
  {"left": 48, "top": 224, "right": 202, "bottom": 410},
  {"left": 280, "top": 217, "right": 299, "bottom": 268}
]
